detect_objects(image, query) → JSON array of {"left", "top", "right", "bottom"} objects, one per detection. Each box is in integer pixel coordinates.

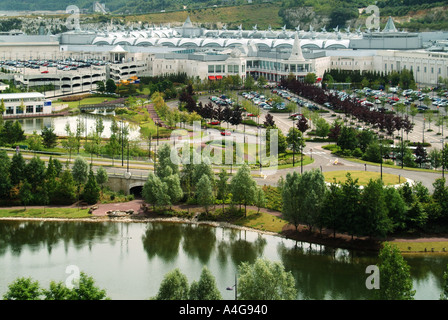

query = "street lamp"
[
  {"left": 121, "top": 120, "right": 124, "bottom": 167},
  {"left": 226, "top": 274, "right": 238, "bottom": 300},
  {"left": 380, "top": 140, "right": 383, "bottom": 181},
  {"left": 292, "top": 118, "right": 295, "bottom": 167},
  {"left": 300, "top": 135, "right": 304, "bottom": 174}
]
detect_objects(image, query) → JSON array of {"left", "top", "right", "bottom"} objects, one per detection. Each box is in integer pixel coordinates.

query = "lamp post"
[
  {"left": 292, "top": 118, "right": 295, "bottom": 167},
  {"left": 300, "top": 135, "right": 303, "bottom": 174},
  {"left": 226, "top": 274, "right": 238, "bottom": 300},
  {"left": 380, "top": 140, "right": 383, "bottom": 181},
  {"left": 121, "top": 120, "right": 124, "bottom": 167}
]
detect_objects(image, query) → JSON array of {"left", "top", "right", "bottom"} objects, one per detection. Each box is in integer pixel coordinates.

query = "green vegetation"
[
  {"left": 324, "top": 170, "right": 402, "bottom": 186},
  {"left": 0, "top": 208, "right": 91, "bottom": 218},
  {"left": 375, "top": 243, "right": 415, "bottom": 300},
  {"left": 3, "top": 272, "right": 109, "bottom": 300},
  {"left": 152, "top": 258, "right": 296, "bottom": 300}
]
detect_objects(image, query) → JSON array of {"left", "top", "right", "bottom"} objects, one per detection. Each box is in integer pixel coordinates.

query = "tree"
[
  {"left": 83, "top": 167, "right": 100, "bottom": 205},
  {"left": 52, "top": 169, "right": 77, "bottom": 205},
  {"left": 96, "top": 166, "right": 108, "bottom": 194},
  {"left": 304, "top": 73, "right": 317, "bottom": 84},
  {"left": 254, "top": 186, "right": 266, "bottom": 213},
  {"left": 196, "top": 174, "right": 215, "bottom": 214},
  {"left": 189, "top": 266, "right": 222, "bottom": 300},
  {"left": 156, "top": 143, "right": 179, "bottom": 179},
  {"left": 237, "top": 258, "right": 297, "bottom": 300},
  {"left": 429, "top": 148, "right": 442, "bottom": 169},
  {"left": 217, "top": 168, "right": 228, "bottom": 201},
  {"left": 322, "top": 182, "right": 345, "bottom": 237},
  {"left": 1, "top": 120, "right": 24, "bottom": 145},
  {"left": 142, "top": 172, "right": 171, "bottom": 210},
  {"left": 10, "top": 151, "right": 25, "bottom": 186},
  {"left": 362, "top": 141, "right": 382, "bottom": 163},
  {"left": 230, "top": 163, "right": 257, "bottom": 216},
  {"left": 3, "top": 277, "right": 41, "bottom": 300},
  {"left": 286, "top": 127, "right": 304, "bottom": 155},
  {"left": 337, "top": 126, "right": 358, "bottom": 151},
  {"left": 152, "top": 268, "right": 189, "bottom": 300},
  {"left": 75, "top": 117, "right": 85, "bottom": 154},
  {"left": 0, "top": 150, "right": 11, "bottom": 199},
  {"left": 299, "top": 169, "right": 327, "bottom": 232},
  {"left": 164, "top": 171, "right": 183, "bottom": 207},
  {"left": 314, "top": 117, "right": 330, "bottom": 139},
  {"left": 43, "top": 281, "right": 72, "bottom": 300},
  {"left": 19, "top": 181, "right": 32, "bottom": 210},
  {"left": 375, "top": 243, "right": 415, "bottom": 300},
  {"left": 281, "top": 171, "right": 302, "bottom": 231},
  {"left": 105, "top": 79, "right": 117, "bottom": 93},
  {"left": 62, "top": 122, "right": 77, "bottom": 162},
  {"left": 359, "top": 179, "right": 392, "bottom": 238},
  {"left": 28, "top": 130, "right": 43, "bottom": 151},
  {"left": 263, "top": 113, "right": 275, "bottom": 128},
  {"left": 41, "top": 126, "right": 58, "bottom": 149},
  {"left": 24, "top": 155, "right": 46, "bottom": 193},
  {"left": 96, "top": 81, "right": 105, "bottom": 93},
  {"left": 72, "top": 156, "right": 88, "bottom": 201},
  {"left": 340, "top": 173, "right": 362, "bottom": 238},
  {"left": 415, "top": 143, "right": 428, "bottom": 168},
  {"left": 67, "top": 272, "right": 109, "bottom": 300},
  {"left": 384, "top": 187, "right": 408, "bottom": 232}
]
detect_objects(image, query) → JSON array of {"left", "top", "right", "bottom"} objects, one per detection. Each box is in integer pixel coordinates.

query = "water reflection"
[
  {"left": 142, "top": 222, "right": 183, "bottom": 262},
  {"left": 278, "top": 241, "right": 376, "bottom": 300},
  {"left": 6, "top": 113, "right": 141, "bottom": 140},
  {"left": 0, "top": 220, "right": 447, "bottom": 300},
  {"left": 0, "top": 221, "right": 119, "bottom": 256}
]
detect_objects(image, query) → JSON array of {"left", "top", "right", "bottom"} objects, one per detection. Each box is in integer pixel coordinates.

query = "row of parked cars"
[
  {"left": 271, "top": 88, "right": 320, "bottom": 111},
  {"left": 241, "top": 91, "right": 279, "bottom": 110},
  {"left": 0, "top": 58, "right": 107, "bottom": 73},
  {"left": 209, "top": 95, "right": 234, "bottom": 106}
]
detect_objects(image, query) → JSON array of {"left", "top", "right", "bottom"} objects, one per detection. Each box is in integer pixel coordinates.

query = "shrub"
[{"left": 352, "top": 148, "right": 363, "bottom": 158}]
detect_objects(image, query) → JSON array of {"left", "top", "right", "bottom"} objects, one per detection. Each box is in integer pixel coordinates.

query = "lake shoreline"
[
  {"left": 0, "top": 214, "right": 382, "bottom": 253},
  {"left": 2, "top": 208, "right": 448, "bottom": 254}
]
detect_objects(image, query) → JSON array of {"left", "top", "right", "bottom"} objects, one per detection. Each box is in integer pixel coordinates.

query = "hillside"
[{"left": 0, "top": 0, "right": 448, "bottom": 32}]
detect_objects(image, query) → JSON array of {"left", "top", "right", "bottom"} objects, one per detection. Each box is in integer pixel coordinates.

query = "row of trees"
[
  {"left": 323, "top": 69, "right": 416, "bottom": 90},
  {"left": 281, "top": 77, "right": 414, "bottom": 140},
  {"left": 0, "top": 151, "right": 108, "bottom": 207},
  {"left": 142, "top": 143, "right": 266, "bottom": 216},
  {"left": 280, "top": 169, "right": 448, "bottom": 238}
]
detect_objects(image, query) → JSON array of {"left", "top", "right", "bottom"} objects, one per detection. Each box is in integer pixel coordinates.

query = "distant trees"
[{"left": 41, "top": 126, "right": 58, "bottom": 149}]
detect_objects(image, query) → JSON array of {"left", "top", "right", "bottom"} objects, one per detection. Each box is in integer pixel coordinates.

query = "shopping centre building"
[{"left": 0, "top": 16, "right": 447, "bottom": 90}]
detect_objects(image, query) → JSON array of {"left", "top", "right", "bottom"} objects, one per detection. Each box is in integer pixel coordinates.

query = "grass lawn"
[
  {"left": 53, "top": 97, "right": 117, "bottom": 111},
  {"left": 344, "top": 157, "right": 438, "bottom": 173},
  {"left": 388, "top": 241, "right": 448, "bottom": 253},
  {"left": 0, "top": 208, "right": 91, "bottom": 218},
  {"left": 324, "top": 170, "right": 402, "bottom": 186},
  {"left": 234, "top": 210, "right": 287, "bottom": 234}
]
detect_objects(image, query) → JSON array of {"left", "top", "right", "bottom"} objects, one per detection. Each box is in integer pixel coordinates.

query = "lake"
[
  {"left": 0, "top": 220, "right": 446, "bottom": 300},
  {"left": 7, "top": 113, "right": 142, "bottom": 140}
]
